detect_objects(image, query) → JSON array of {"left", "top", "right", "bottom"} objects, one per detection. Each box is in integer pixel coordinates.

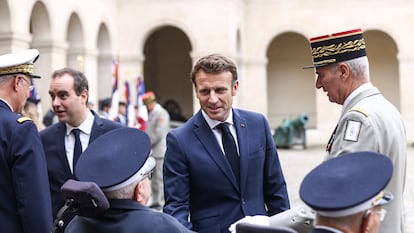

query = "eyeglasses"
[
  {"left": 365, "top": 208, "right": 387, "bottom": 222},
  {"left": 19, "top": 76, "right": 34, "bottom": 91},
  {"left": 143, "top": 170, "right": 153, "bottom": 180}
]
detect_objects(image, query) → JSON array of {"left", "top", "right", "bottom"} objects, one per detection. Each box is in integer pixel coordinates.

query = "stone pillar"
[
  {"left": 241, "top": 56, "right": 268, "bottom": 115},
  {"left": 31, "top": 40, "right": 68, "bottom": 116},
  {"left": 117, "top": 53, "right": 144, "bottom": 104},
  {"left": 0, "top": 32, "right": 32, "bottom": 53},
  {"left": 397, "top": 53, "right": 414, "bottom": 144}
]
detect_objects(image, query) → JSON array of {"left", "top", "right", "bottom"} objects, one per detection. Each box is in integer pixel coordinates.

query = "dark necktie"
[
  {"left": 72, "top": 128, "right": 82, "bottom": 172},
  {"left": 217, "top": 123, "right": 240, "bottom": 184}
]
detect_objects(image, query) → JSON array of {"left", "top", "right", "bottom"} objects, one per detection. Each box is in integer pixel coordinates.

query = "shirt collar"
[
  {"left": 342, "top": 82, "right": 373, "bottom": 112},
  {"left": 66, "top": 110, "right": 94, "bottom": 135},
  {"left": 0, "top": 98, "right": 13, "bottom": 112},
  {"left": 201, "top": 109, "right": 234, "bottom": 129}
]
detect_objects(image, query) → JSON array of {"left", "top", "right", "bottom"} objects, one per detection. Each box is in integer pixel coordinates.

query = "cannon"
[{"left": 273, "top": 114, "right": 309, "bottom": 149}]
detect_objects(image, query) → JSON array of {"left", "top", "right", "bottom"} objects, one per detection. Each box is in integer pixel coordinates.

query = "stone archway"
[
  {"left": 143, "top": 25, "right": 193, "bottom": 120},
  {"left": 364, "top": 30, "right": 400, "bottom": 110},
  {"left": 266, "top": 32, "right": 315, "bottom": 129}
]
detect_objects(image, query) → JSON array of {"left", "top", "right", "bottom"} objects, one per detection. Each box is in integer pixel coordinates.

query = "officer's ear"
[
  {"left": 360, "top": 212, "right": 370, "bottom": 233},
  {"left": 360, "top": 208, "right": 379, "bottom": 233},
  {"left": 338, "top": 63, "right": 350, "bottom": 80},
  {"left": 13, "top": 75, "right": 21, "bottom": 91},
  {"left": 134, "top": 181, "right": 145, "bottom": 203}
]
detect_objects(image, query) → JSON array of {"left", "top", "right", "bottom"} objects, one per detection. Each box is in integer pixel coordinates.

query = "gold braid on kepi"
[{"left": 303, "top": 28, "right": 367, "bottom": 69}]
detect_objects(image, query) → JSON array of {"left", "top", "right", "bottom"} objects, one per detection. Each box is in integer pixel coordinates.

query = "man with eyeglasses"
[
  {"left": 64, "top": 128, "right": 195, "bottom": 233},
  {"left": 299, "top": 151, "right": 394, "bottom": 233},
  {"left": 0, "top": 49, "right": 52, "bottom": 233}
]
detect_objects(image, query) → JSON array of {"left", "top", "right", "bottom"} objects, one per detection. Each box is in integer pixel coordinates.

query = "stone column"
[
  {"left": 397, "top": 53, "right": 414, "bottom": 144},
  {"left": 240, "top": 56, "right": 268, "bottom": 115}
]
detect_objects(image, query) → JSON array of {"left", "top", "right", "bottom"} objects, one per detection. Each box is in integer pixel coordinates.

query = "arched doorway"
[
  {"left": 266, "top": 32, "right": 315, "bottom": 129},
  {"left": 143, "top": 25, "right": 193, "bottom": 121}
]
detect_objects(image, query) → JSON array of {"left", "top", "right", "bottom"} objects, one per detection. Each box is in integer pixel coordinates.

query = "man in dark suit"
[
  {"left": 0, "top": 49, "right": 52, "bottom": 233},
  {"left": 40, "top": 67, "right": 123, "bottom": 232},
  {"left": 163, "top": 54, "right": 290, "bottom": 233}
]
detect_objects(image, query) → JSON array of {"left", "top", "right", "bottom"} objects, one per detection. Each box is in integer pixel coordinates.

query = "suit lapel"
[
  {"left": 233, "top": 110, "right": 248, "bottom": 192},
  {"left": 90, "top": 114, "right": 103, "bottom": 143},
  {"left": 193, "top": 111, "right": 240, "bottom": 190},
  {"left": 56, "top": 123, "right": 73, "bottom": 177}
]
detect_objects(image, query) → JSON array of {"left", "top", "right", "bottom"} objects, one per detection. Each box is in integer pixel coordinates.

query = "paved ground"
[{"left": 277, "top": 145, "right": 413, "bottom": 233}]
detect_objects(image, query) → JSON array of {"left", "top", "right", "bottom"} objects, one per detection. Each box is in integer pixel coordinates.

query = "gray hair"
[
  {"left": 104, "top": 180, "right": 140, "bottom": 199},
  {"left": 343, "top": 56, "right": 370, "bottom": 81},
  {"left": 0, "top": 74, "right": 15, "bottom": 85}
]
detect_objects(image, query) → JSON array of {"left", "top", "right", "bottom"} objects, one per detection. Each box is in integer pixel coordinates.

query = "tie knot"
[
  {"left": 72, "top": 128, "right": 81, "bottom": 137},
  {"left": 217, "top": 123, "right": 231, "bottom": 134}
]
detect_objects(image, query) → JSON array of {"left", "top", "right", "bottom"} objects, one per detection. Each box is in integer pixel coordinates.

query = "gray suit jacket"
[{"left": 327, "top": 86, "right": 407, "bottom": 233}]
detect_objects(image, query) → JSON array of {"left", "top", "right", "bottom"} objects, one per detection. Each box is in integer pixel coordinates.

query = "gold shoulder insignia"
[
  {"left": 348, "top": 107, "right": 369, "bottom": 117},
  {"left": 17, "top": 116, "right": 32, "bottom": 124}
]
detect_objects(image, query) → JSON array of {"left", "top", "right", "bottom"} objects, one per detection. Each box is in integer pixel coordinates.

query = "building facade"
[{"left": 2, "top": 0, "right": 414, "bottom": 145}]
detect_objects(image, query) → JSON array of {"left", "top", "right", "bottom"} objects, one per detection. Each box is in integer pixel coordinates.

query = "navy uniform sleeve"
[{"left": 11, "top": 118, "right": 53, "bottom": 232}]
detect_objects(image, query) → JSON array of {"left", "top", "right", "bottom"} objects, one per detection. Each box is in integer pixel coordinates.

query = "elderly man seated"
[{"left": 61, "top": 128, "right": 195, "bottom": 233}]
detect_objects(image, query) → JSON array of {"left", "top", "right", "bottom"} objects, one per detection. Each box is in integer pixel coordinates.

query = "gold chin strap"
[
  {"left": 371, "top": 191, "right": 384, "bottom": 206},
  {"left": 0, "top": 63, "right": 34, "bottom": 76}
]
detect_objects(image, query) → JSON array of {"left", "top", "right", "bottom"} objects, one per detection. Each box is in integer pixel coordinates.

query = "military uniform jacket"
[
  {"left": 327, "top": 86, "right": 407, "bottom": 233},
  {"left": 146, "top": 103, "right": 170, "bottom": 159},
  {"left": 65, "top": 199, "right": 196, "bottom": 233},
  {"left": 40, "top": 111, "right": 123, "bottom": 218},
  {"left": 0, "top": 100, "right": 52, "bottom": 233},
  {"left": 310, "top": 228, "right": 340, "bottom": 233},
  {"left": 163, "top": 109, "right": 290, "bottom": 233}
]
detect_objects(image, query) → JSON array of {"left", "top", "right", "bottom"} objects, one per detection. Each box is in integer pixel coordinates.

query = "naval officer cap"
[
  {"left": 300, "top": 151, "right": 393, "bottom": 218},
  {"left": 303, "top": 28, "right": 367, "bottom": 69},
  {"left": 75, "top": 127, "right": 155, "bottom": 192},
  {"left": 0, "top": 49, "right": 41, "bottom": 78}
]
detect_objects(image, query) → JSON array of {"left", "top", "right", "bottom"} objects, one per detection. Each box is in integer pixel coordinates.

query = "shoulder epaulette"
[
  {"left": 348, "top": 107, "right": 369, "bottom": 117},
  {"left": 17, "top": 116, "right": 32, "bottom": 124}
]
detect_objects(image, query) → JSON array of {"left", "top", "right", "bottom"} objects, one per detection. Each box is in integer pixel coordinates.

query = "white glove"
[{"left": 228, "top": 215, "right": 270, "bottom": 233}]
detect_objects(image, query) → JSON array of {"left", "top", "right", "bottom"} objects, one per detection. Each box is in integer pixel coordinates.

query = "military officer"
[
  {"left": 304, "top": 28, "right": 406, "bottom": 233},
  {"left": 0, "top": 49, "right": 53, "bottom": 233},
  {"left": 64, "top": 128, "right": 195, "bottom": 233},
  {"left": 300, "top": 151, "right": 394, "bottom": 233}
]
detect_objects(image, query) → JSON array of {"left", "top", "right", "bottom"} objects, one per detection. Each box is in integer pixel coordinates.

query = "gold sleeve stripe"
[{"left": 348, "top": 107, "right": 369, "bottom": 117}]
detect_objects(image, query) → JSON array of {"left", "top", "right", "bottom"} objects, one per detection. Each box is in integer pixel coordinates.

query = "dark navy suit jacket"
[
  {"left": 40, "top": 111, "right": 123, "bottom": 218},
  {"left": 0, "top": 100, "right": 52, "bottom": 233},
  {"left": 163, "top": 109, "right": 290, "bottom": 233}
]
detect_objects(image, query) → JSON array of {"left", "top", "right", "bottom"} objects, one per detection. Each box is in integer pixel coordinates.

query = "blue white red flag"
[
  {"left": 135, "top": 76, "right": 148, "bottom": 129},
  {"left": 109, "top": 59, "right": 119, "bottom": 120},
  {"left": 124, "top": 81, "right": 135, "bottom": 127}
]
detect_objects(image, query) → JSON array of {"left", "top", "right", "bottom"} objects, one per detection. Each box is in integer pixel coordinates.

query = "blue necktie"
[
  {"left": 217, "top": 123, "right": 240, "bottom": 184},
  {"left": 72, "top": 128, "right": 82, "bottom": 172}
]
